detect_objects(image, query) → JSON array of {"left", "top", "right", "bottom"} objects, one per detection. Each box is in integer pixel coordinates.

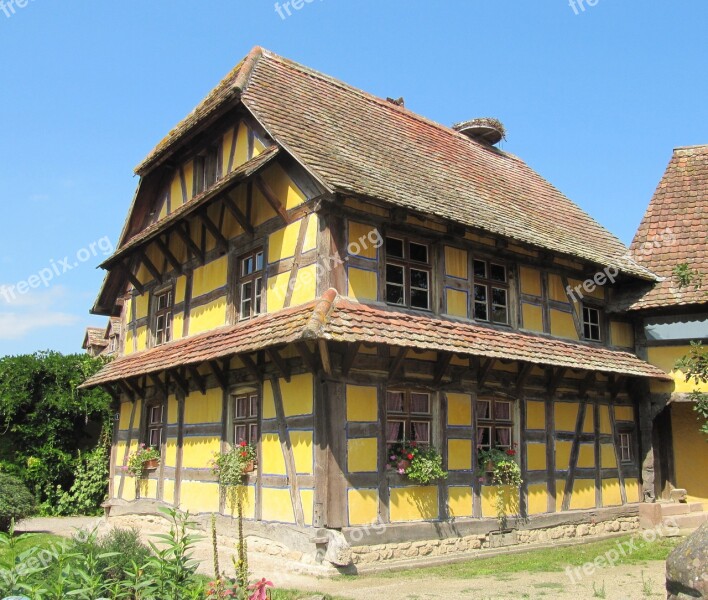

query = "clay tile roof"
[
  {"left": 81, "top": 292, "right": 668, "bottom": 388},
  {"left": 627, "top": 145, "right": 708, "bottom": 311},
  {"left": 83, "top": 327, "right": 108, "bottom": 350},
  {"left": 135, "top": 47, "right": 654, "bottom": 281}
]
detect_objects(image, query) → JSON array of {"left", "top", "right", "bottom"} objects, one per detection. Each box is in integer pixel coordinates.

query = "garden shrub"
[
  {"left": 73, "top": 526, "right": 152, "bottom": 581},
  {"left": 0, "top": 472, "right": 35, "bottom": 530}
]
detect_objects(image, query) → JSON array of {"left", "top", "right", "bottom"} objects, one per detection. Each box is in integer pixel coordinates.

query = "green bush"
[
  {"left": 74, "top": 526, "right": 152, "bottom": 582},
  {"left": 0, "top": 472, "right": 35, "bottom": 530}
]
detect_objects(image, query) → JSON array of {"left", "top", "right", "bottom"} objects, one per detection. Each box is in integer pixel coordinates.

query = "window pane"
[
  {"left": 411, "top": 421, "right": 430, "bottom": 443},
  {"left": 495, "top": 401, "right": 511, "bottom": 421},
  {"left": 386, "top": 264, "right": 404, "bottom": 284},
  {"left": 409, "top": 242, "right": 428, "bottom": 264},
  {"left": 387, "top": 391, "right": 404, "bottom": 413},
  {"left": 386, "top": 237, "right": 404, "bottom": 259},
  {"left": 496, "top": 427, "right": 512, "bottom": 448},
  {"left": 475, "top": 302, "right": 488, "bottom": 321},
  {"left": 249, "top": 424, "right": 258, "bottom": 444},
  {"left": 242, "top": 256, "right": 254, "bottom": 276},
  {"left": 492, "top": 287, "right": 507, "bottom": 306},
  {"left": 236, "top": 397, "right": 248, "bottom": 418},
  {"left": 473, "top": 260, "right": 487, "bottom": 279},
  {"left": 492, "top": 306, "right": 509, "bottom": 324},
  {"left": 235, "top": 425, "right": 247, "bottom": 443},
  {"left": 477, "top": 426, "right": 491, "bottom": 448},
  {"left": 410, "top": 393, "right": 430, "bottom": 414},
  {"left": 410, "top": 269, "right": 429, "bottom": 290},
  {"left": 490, "top": 264, "right": 507, "bottom": 282},
  {"left": 477, "top": 400, "right": 491, "bottom": 419},
  {"left": 256, "top": 252, "right": 264, "bottom": 271},
  {"left": 410, "top": 288, "right": 429, "bottom": 309},
  {"left": 150, "top": 406, "right": 162, "bottom": 424},
  {"left": 250, "top": 395, "right": 259, "bottom": 417},
  {"left": 474, "top": 285, "right": 487, "bottom": 303},
  {"left": 386, "top": 284, "right": 405, "bottom": 305},
  {"left": 387, "top": 420, "right": 405, "bottom": 443},
  {"left": 149, "top": 428, "right": 161, "bottom": 448},
  {"left": 255, "top": 278, "right": 263, "bottom": 314}
]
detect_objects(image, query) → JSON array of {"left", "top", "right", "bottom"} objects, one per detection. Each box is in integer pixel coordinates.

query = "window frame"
[
  {"left": 385, "top": 389, "right": 433, "bottom": 450},
  {"left": 232, "top": 391, "right": 260, "bottom": 445},
  {"left": 146, "top": 404, "right": 164, "bottom": 449},
  {"left": 582, "top": 304, "right": 602, "bottom": 342},
  {"left": 384, "top": 235, "right": 432, "bottom": 311},
  {"left": 237, "top": 248, "right": 265, "bottom": 321},
  {"left": 472, "top": 259, "right": 510, "bottom": 325},
  {"left": 618, "top": 430, "right": 634, "bottom": 464},
  {"left": 153, "top": 288, "right": 174, "bottom": 347},
  {"left": 476, "top": 397, "right": 515, "bottom": 451}
]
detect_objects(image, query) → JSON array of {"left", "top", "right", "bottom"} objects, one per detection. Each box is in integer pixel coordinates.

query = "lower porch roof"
[{"left": 80, "top": 289, "right": 670, "bottom": 389}]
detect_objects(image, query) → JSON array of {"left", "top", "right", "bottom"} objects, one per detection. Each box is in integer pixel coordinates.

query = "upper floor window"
[
  {"left": 385, "top": 237, "right": 430, "bottom": 310},
  {"left": 477, "top": 398, "right": 514, "bottom": 450},
  {"left": 583, "top": 306, "right": 601, "bottom": 341},
  {"left": 473, "top": 260, "right": 508, "bottom": 324},
  {"left": 619, "top": 431, "right": 633, "bottom": 463},
  {"left": 233, "top": 393, "right": 259, "bottom": 444},
  {"left": 147, "top": 404, "right": 163, "bottom": 448},
  {"left": 239, "top": 250, "right": 264, "bottom": 320},
  {"left": 386, "top": 390, "right": 431, "bottom": 450},
  {"left": 194, "top": 146, "right": 220, "bottom": 195},
  {"left": 154, "top": 290, "right": 173, "bottom": 346}
]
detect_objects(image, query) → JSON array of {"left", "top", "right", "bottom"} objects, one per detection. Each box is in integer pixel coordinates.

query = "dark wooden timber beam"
[
  {"left": 174, "top": 222, "right": 204, "bottom": 264},
  {"left": 547, "top": 367, "right": 567, "bottom": 396},
  {"left": 477, "top": 358, "right": 494, "bottom": 389},
  {"left": 240, "top": 354, "right": 262, "bottom": 382},
  {"left": 209, "top": 359, "right": 229, "bottom": 391},
  {"left": 341, "top": 342, "right": 361, "bottom": 378},
  {"left": 117, "top": 380, "right": 135, "bottom": 401},
  {"left": 187, "top": 365, "right": 207, "bottom": 395},
  {"left": 153, "top": 236, "right": 183, "bottom": 275},
  {"left": 433, "top": 353, "right": 453, "bottom": 385},
  {"left": 171, "top": 369, "right": 191, "bottom": 397},
  {"left": 608, "top": 374, "right": 625, "bottom": 399},
  {"left": 148, "top": 373, "right": 168, "bottom": 397},
  {"left": 579, "top": 372, "right": 596, "bottom": 398},
  {"left": 125, "top": 377, "right": 145, "bottom": 401},
  {"left": 100, "top": 384, "right": 119, "bottom": 402},
  {"left": 267, "top": 348, "right": 291, "bottom": 382},
  {"left": 137, "top": 250, "right": 163, "bottom": 284},
  {"left": 198, "top": 210, "right": 228, "bottom": 251},
  {"left": 295, "top": 342, "right": 319, "bottom": 374},
  {"left": 255, "top": 175, "right": 290, "bottom": 224},
  {"left": 117, "top": 262, "right": 144, "bottom": 295},
  {"left": 223, "top": 192, "right": 254, "bottom": 235},
  {"left": 318, "top": 340, "right": 332, "bottom": 376},
  {"left": 388, "top": 347, "right": 408, "bottom": 380},
  {"left": 516, "top": 363, "right": 533, "bottom": 392}
]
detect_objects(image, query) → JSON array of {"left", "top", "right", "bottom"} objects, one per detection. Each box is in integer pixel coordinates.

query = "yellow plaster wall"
[
  {"left": 527, "top": 401, "right": 546, "bottom": 430},
  {"left": 300, "top": 489, "right": 314, "bottom": 525},
  {"left": 390, "top": 487, "right": 439, "bottom": 522},
  {"left": 614, "top": 405, "right": 634, "bottom": 422},
  {"left": 519, "top": 266, "right": 542, "bottom": 297},
  {"left": 550, "top": 309, "right": 579, "bottom": 340},
  {"left": 224, "top": 486, "right": 257, "bottom": 520},
  {"left": 291, "top": 431, "right": 313, "bottom": 474},
  {"left": 175, "top": 277, "right": 186, "bottom": 304},
  {"left": 251, "top": 187, "right": 278, "bottom": 226},
  {"left": 570, "top": 479, "right": 596, "bottom": 510},
  {"left": 184, "top": 388, "right": 222, "bottom": 424},
  {"left": 192, "top": 256, "right": 228, "bottom": 299},
  {"left": 267, "top": 264, "right": 318, "bottom": 311},
  {"left": 448, "top": 487, "right": 474, "bottom": 517},
  {"left": 165, "top": 438, "right": 178, "bottom": 468},
  {"left": 527, "top": 443, "right": 546, "bottom": 471},
  {"left": 583, "top": 408, "right": 594, "bottom": 434},
  {"left": 447, "top": 439, "right": 472, "bottom": 471},
  {"left": 599, "top": 405, "right": 612, "bottom": 434},
  {"left": 135, "top": 326, "right": 147, "bottom": 352},
  {"left": 260, "top": 163, "right": 306, "bottom": 211},
  {"left": 261, "top": 487, "right": 296, "bottom": 523},
  {"left": 555, "top": 402, "right": 579, "bottom": 432},
  {"left": 610, "top": 321, "right": 635, "bottom": 349},
  {"left": 348, "top": 489, "right": 379, "bottom": 526},
  {"left": 447, "top": 393, "right": 472, "bottom": 426},
  {"left": 481, "top": 485, "right": 519, "bottom": 519},
  {"left": 268, "top": 220, "right": 302, "bottom": 263},
  {"left": 555, "top": 480, "right": 566, "bottom": 512},
  {"left": 602, "top": 478, "right": 622, "bottom": 506},
  {"left": 135, "top": 294, "right": 149, "bottom": 319},
  {"left": 234, "top": 122, "right": 250, "bottom": 169},
  {"left": 348, "top": 221, "right": 379, "bottom": 260},
  {"left": 348, "top": 267, "right": 378, "bottom": 302},
  {"left": 548, "top": 274, "right": 568, "bottom": 303},
  {"left": 163, "top": 479, "right": 175, "bottom": 505},
  {"left": 260, "top": 434, "right": 287, "bottom": 476},
  {"left": 172, "top": 313, "right": 184, "bottom": 341},
  {"left": 601, "top": 444, "right": 617, "bottom": 468},
  {"left": 671, "top": 402, "right": 708, "bottom": 504},
  {"left": 444, "top": 246, "right": 468, "bottom": 279},
  {"left": 527, "top": 483, "right": 548, "bottom": 515},
  {"left": 648, "top": 346, "right": 706, "bottom": 392},
  {"left": 180, "top": 480, "right": 220, "bottom": 514},
  {"left": 555, "top": 441, "right": 572, "bottom": 470},
  {"left": 347, "top": 438, "right": 378, "bottom": 473},
  {"left": 118, "top": 402, "right": 134, "bottom": 430},
  {"left": 181, "top": 436, "right": 221, "bottom": 469},
  {"left": 522, "top": 303, "right": 544, "bottom": 332},
  {"left": 115, "top": 476, "right": 136, "bottom": 501},
  {"left": 167, "top": 395, "right": 178, "bottom": 424},
  {"left": 346, "top": 385, "right": 378, "bottom": 422},
  {"left": 445, "top": 289, "right": 468, "bottom": 318},
  {"left": 577, "top": 444, "right": 595, "bottom": 468},
  {"left": 625, "top": 478, "right": 640, "bottom": 503},
  {"left": 263, "top": 374, "right": 313, "bottom": 419},
  {"left": 189, "top": 298, "right": 227, "bottom": 335}
]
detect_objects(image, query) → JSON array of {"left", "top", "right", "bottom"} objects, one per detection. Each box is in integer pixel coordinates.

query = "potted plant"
[
  {"left": 388, "top": 441, "right": 447, "bottom": 485},
  {"left": 211, "top": 441, "right": 258, "bottom": 488},
  {"left": 477, "top": 445, "right": 522, "bottom": 532},
  {"left": 125, "top": 444, "right": 161, "bottom": 477}
]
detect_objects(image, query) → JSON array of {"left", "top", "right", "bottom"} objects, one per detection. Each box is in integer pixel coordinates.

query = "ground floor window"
[
  {"left": 386, "top": 389, "right": 431, "bottom": 450},
  {"left": 147, "top": 404, "right": 163, "bottom": 448},
  {"left": 477, "top": 398, "right": 514, "bottom": 450},
  {"left": 233, "top": 392, "right": 259, "bottom": 444}
]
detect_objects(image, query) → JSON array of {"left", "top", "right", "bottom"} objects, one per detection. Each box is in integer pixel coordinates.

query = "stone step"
[
  {"left": 660, "top": 502, "right": 704, "bottom": 517},
  {"left": 663, "top": 512, "right": 708, "bottom": 531}
]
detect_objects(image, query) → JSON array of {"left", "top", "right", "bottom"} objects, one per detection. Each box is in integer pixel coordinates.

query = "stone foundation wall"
[{"left": 350, "top": 517, "right": 640, "bottom": 566}]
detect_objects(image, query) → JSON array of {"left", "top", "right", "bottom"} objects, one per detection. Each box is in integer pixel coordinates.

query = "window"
[
  {"left": 239, "top": 250, "right": 264, "bottom": 320},
  {"left": 154, "top": 290, "right": 173, "bottom": 346},
  {"left": 477, "top": 398, "right": 514, "bottom": 450},
  {"left": 147, "top": 405, "right": 163, "bottom": 448},
  {"left": 194, "top": 147, "right": 220, "bottom": 195},
  {"left": 619, "top": 432, "right": 633, "bottom": 463},
  {"left": 385, "top": 390, "right": 431, "bottom": 450},
  {"left": 385, "top": 237, "right": 431, "bottom": 310},
  {"left": 473, "top": 260, "right": 509, "bottom": 324},
  {"left": 233, "top": 393, "right": 259, "bottom": 444},
  {"left": 583, "top": 306, "right": 601, "bottom": 341}
]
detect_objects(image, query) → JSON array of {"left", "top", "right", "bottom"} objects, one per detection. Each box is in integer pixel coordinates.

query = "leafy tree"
[
  {"left": 0, "top": 473, "right": 35, "bottom": 530},
  {"left": 0, "top": 351, "right": 111, "bottom": 509}
]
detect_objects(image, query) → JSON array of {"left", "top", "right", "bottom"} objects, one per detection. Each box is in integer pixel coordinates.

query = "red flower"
[
  {"left": 407, "top": 453, "right": 414, "bottom": 460},
  {"left": 240, "top": 440, "right": 248, "bottom": 447},
  {"left": 241, "top": 451, "right": 248, "bottom": 457},
  {"left": 506, "top": 449, "right": 516, "bottom": 456},
  {"left": 411, "top": 441, "right": 417, "bottom": 447}
]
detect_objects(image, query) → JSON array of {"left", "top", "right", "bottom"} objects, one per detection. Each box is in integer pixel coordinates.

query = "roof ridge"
[
  {"left": 301, "top": 288, "right": 338, "bottom": 340},
  {"left": 674, "top": 144, "right": 708, "bottom": 152}
]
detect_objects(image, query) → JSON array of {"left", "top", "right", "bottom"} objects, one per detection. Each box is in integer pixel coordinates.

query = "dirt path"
[{"left": 18, "top": 516, "right": 667, "bottom": 599}]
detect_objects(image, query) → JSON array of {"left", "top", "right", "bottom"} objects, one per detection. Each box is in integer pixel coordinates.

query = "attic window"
[
  {"left": 385, "top": 237, "right": 430, "bottom": 310},
  {"left": 583, "top": 306, "right": 601, "bottom": 341}
]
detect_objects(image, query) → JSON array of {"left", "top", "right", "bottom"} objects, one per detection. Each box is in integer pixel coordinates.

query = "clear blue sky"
[{"left": 0, "top": 0, "right": 706, "bottom": 357}]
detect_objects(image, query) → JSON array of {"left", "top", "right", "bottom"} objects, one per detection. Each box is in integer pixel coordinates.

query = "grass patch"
[
  {"left": 366, "top": 534, "right": 682, "bottom": 580},
  {"left": 0, "top": 532, "right": 65, "bottom": 560}
]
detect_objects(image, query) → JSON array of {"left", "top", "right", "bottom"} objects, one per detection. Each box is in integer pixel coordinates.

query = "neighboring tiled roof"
[
  {"left": 81, "top": 292, "right": 668, "bottom": 388},
  {"left": 83, "top": 327, "right": 109, "bottom": 350},
  {"left": 627, "top": 145, "right": 708, "bottom": 311},
  {"left": 135, "top": 47, "right": 654, "bottom": 281}
]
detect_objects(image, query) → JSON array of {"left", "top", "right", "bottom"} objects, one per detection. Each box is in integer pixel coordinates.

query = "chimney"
[{"left": 453, "top": 118, "right": 506, "bottom": 146}]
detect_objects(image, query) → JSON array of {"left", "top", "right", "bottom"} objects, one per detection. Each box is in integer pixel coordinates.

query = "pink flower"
[{"left": 398, "top": 468, "right": 405, "bottom": 474}]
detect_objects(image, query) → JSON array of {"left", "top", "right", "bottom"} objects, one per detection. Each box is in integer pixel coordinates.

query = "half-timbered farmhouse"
[{"left": 81, "top": 47, "right": 704, "bottom": 564}]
